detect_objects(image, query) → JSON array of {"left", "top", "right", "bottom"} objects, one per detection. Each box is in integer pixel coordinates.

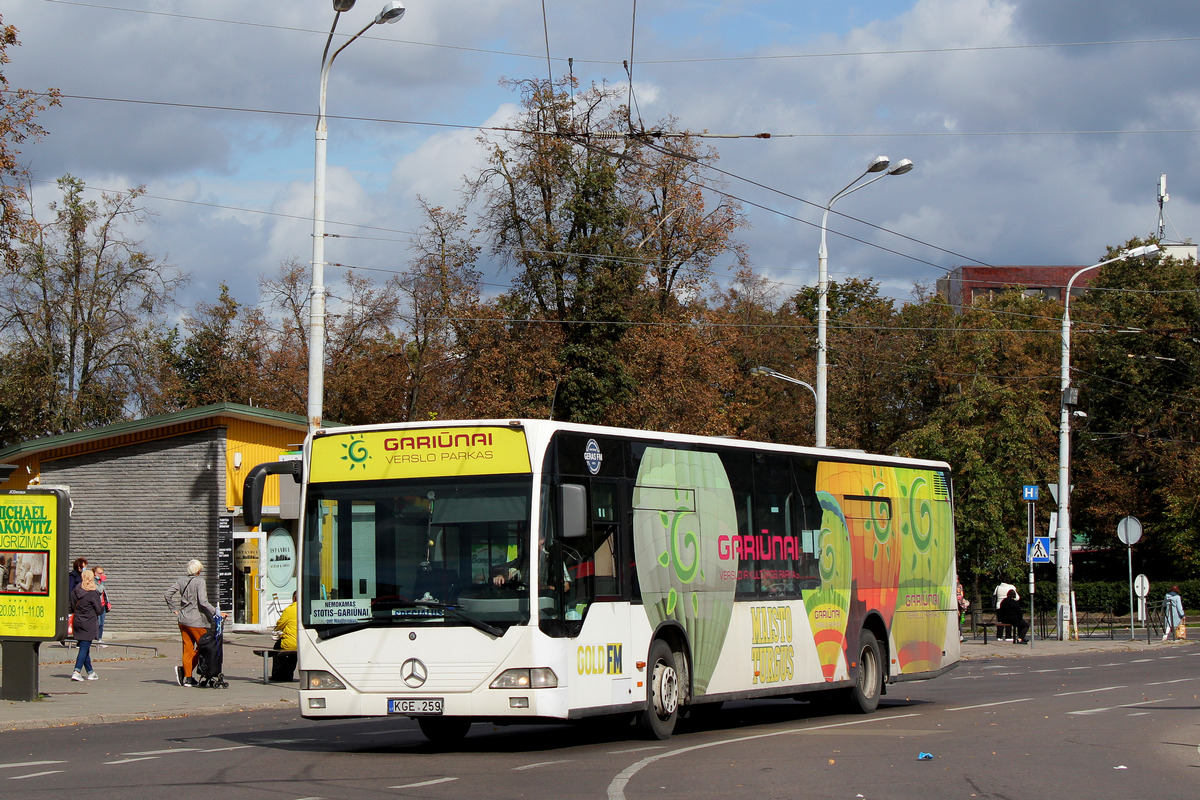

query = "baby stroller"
[{"left": 195, "top": 614, "right": 229, "bottom": 689}]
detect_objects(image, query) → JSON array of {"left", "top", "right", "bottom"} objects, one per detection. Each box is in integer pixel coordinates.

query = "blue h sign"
[{"left": 1022, "top": 485, "right": 1039, "bottom": 501}]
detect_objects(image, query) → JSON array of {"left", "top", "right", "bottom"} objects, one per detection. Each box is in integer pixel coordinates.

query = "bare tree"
[{"left": 0, "top": 176, "right": 186, "bottom": 437}]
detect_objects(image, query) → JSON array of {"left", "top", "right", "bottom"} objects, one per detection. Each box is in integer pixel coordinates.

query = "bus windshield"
[{"left": 301, "top": 476, "right": 536, "bottom": 635}]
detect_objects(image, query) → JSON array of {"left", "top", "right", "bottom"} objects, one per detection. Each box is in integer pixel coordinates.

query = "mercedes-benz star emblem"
[{"left": 401, "top": 658, "right": 428, "bottom": 688}]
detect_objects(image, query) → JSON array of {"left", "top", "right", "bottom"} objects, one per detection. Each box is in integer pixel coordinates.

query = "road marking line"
[
  {"left": 514, "top": 760, "right": 570, "bottom": 770},
  {"left": 1029, "top": 669, "right": 1060, "bottom": 673},
  {"left": 947, "top": 698, "right": 1032, "bottom": 711},
  {"left": 106, "top": 757, "right": 161, "bottom": 765},
  {"left": 1145, "top": 677, "right": 1199, "bottom": 686},
  {"left": 0, "top": 762, "right": 66, "bottom": 770},
  {"left": 1054, "top": 685, "right": 1126, "bottom": 697},
  {"left": 1069, "top": 699, "right": 1168, "bottom": 716},
  {"left": 1127, "top": 712, "right": 1151, "bottom": 716},
  {"left": 608, "top": 746, "right": 667, "bottom": 754},
  {"left": 1129, "top": 659, "right": 1153, "bottom": 663},
  {"left": 390, "top": 778, "right": 457, "bottom": 789},
  {"left": 606, "top": 713, "right": 920, "bottom": 800},
  {"left": 8, "top": 771, "right": 64, "bottom": 780},
  {"left": 200, "top": 746, "right": 255, "bottom": 752},
  {"left": 121, "top": 749, "right": 199, "bottom": 756}
]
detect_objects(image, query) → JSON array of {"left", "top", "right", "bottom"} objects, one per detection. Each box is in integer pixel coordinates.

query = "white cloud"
[{"left": 2, "top": 0, "right": 1195, "bottom": 315}]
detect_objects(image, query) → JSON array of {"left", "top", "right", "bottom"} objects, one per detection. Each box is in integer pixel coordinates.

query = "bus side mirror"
[
  {"left": 243, "top": 460, "right": 302, "bottom": 529},
  {"left": 560, "top": 484, "right": 587, "bottom": 538}
]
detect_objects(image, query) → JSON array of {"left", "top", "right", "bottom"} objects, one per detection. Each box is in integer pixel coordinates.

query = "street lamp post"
[
  {"left": 750, "top": 366, "right": 819, "bottom": 434},
  {"left": 1055, "top": 243, "right": 1159, "bottom": 638},
  {"left": 816, "top": 156, "right": 913, "bottom": 447},
  {"left": 307, "top": 1, "right": 406, "bottom": 432}
]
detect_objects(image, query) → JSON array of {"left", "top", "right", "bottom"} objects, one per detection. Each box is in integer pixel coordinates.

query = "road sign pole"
[
  {"left": 1028, "top": 499, "right": 1035, "bottom": 647},
  {"left": 1116, "top": 516, "right": 1142, "bottom": 642},
  {"left": 1128, "top": 544, "right": 1134, "bottom": 640}
]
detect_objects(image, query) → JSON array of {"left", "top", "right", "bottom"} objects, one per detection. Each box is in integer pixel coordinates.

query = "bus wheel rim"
[
  {"left": 653, "top": 660, "right": 679, "bottom": 717},
  {"left": 859, "top": 645, "right": 877, "bottom": 698}
]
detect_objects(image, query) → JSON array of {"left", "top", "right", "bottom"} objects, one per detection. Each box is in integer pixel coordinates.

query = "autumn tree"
[
  {"left": 0, "top": 17, "right": 59, "bottom": 266},
  {"left": 397, "top": 198, "right": 482, "bottom": 420},
  {"left": 0, "top": 176, "right": 186, "bottom": 441},
  {"left": 467, "top": 77, "right": 749, "bottom": 423}
]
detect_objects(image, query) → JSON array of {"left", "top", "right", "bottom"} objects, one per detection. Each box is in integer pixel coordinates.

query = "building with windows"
[{"left": 938, "top": 241, "right": 1196, "bottom": 312}]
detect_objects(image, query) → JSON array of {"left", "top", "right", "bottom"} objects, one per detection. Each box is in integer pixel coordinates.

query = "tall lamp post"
[
  {"left": 816, "top": 156, "right": 913, "bottom": 447},
  {"left": 1055, "top": 243, "right": 1159, "bottom": 638},
  {"left": 308, "top": 0, "right": 406, "bottom": 432},
  {"left": 750, "top": 366, "right": 819, "bottom": 435}
]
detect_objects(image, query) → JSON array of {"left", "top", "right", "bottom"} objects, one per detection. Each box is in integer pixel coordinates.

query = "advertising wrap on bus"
[
  {"left": 629, "top": 449, "right": 955, "bottom": 695},
  {"left": 308, "top": 426, "right": 532, "bottom": 482}
]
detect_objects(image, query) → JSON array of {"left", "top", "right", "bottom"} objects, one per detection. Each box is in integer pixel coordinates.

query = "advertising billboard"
[{"left": 0, "top": 489, "right": 70, "bottom": 641}]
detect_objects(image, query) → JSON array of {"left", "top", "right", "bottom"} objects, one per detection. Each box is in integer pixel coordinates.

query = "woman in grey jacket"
[{"left": 164, "top": 559, "right": 226, "bottom": 687}]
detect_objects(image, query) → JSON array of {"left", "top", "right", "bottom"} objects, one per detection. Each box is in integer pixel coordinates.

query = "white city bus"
[{"left": 243, "top": 419, "right": 960, "bottom": 742}]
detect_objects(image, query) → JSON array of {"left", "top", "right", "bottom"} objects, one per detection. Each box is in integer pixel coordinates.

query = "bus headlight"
[
  {"left": 301, "top": 670, "right": 346, "bottom": 690},
  {"left": 490, "top": 668, "right": 558, "bottom": 689}
]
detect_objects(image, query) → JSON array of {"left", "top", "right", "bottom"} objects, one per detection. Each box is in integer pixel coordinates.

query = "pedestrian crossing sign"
[{"left": 1027, "top": 537, "right": 1052, "bottom": 563}]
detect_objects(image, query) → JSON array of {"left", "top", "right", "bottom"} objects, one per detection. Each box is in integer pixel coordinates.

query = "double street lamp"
[
  {"left": 307, "top": 1, "right": 407, "bottom": 432},
  {"left": 1054, "top": 243, "right": 1159, "bottom": 638},
  {"left": 816, "top": 156, "right": 914, "bottom": 447}
]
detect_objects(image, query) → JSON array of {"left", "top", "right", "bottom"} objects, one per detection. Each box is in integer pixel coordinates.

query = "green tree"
[
  {"left": 172, "top": 283, "right": 272, "bottom": 408},
  {"left": 1071, "top": 240, "right": 1200, "bottom": 576}
]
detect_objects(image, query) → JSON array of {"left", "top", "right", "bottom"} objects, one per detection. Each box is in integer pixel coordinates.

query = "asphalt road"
[{"left": 2, "top": 647, "right": 1197, "bottom": 800}]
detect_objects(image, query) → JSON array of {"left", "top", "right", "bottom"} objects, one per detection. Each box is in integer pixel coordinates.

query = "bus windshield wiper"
[
  {"left": 315, "top": 618, "right": 390, "bottom": 641},
  {"left": 410, "top": 600, "right": 503, "bottom": 638}
]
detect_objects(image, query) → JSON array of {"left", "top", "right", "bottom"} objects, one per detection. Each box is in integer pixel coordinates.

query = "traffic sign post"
[
  {"left": 1116, "top": 516, "right": 1143, "bottom": 641},
  {"left": 1022, "top": 487, "right": 1039, "bottom": 648}
]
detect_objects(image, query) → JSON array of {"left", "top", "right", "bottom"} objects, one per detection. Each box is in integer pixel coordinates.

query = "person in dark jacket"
[
  {"left": 70, "top": 569, "right": 103, "bottom": 681},
  {"left": 997, "top": 589, "right": 1029, "bottom": 644},
  {"left": 68, "top": 557, "right": 88, "bottom": 611}
]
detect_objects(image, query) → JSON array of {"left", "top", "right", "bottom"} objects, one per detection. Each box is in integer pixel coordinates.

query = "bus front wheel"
[
  {"left": 641, "top": 640, "right": 680, "bottom": 740},
  {"left": 418, "top": 716, "right": 472, "bottom": 743},
  {"left": 848, "top": 630, "right": 883, "bottom": 714}
]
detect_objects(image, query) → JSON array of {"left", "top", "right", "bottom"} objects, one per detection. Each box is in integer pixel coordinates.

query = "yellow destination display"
[
  {"left": 0, "top": 493, "right": 59, "bottom": 639},
  {"left": 309, "top": 426, "right": 532, "bottom": 482}
]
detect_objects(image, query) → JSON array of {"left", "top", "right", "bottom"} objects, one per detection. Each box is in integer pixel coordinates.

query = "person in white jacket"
[{"left": 1163, "top": 585, "right": 1185, "bottom": 641}]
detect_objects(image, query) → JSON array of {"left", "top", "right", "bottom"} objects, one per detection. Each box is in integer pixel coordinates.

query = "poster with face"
[{"left": 0, "top": 490, "right": 68, "bottom": 640}]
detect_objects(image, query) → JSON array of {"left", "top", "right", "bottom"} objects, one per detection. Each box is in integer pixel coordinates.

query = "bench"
[
  {"left": 252, "top": 648, "right": 296, "bottom": 685},
  {"left": 967, "top": 611, "right": 1024, "bottom": 644},
  {"left": 974, "top": 621, "right": 1022, "bottom": 644}
]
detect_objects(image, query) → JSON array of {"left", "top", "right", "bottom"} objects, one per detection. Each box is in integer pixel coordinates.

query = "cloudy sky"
[{"left": 4, "top": 0, "right": 1198, "bottom": 313}]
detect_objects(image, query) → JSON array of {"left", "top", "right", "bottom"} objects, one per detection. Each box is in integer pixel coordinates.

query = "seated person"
[
  {"left": 270, "top": 592, "right": 298, "bottom": 682},
  {"left": 996, "top": 589, "right": 1030, "bottom": 643},
  {"left": 492, "top": 533, "right": 570, "bottom": 593}
]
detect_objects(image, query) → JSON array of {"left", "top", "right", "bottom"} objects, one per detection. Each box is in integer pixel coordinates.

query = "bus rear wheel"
[
  {"left": 848, "top": 630, "right": 883, "bottom": 714},
  {"left": 641, "top": 640, "right": 680, "bottom": 740},
  {"left": 417, "top": 716, "right": 472, "bottom": 743}
]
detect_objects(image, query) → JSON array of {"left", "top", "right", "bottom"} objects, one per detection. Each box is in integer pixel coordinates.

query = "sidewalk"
[
  {"left": 0, "top": 630, "right": 297, "bottom": 732},
  {"left": 0, "top": 631, "right": 1192, "bottom": 732}
]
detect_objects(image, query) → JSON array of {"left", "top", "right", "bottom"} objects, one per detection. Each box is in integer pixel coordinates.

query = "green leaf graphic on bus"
[
  {"left": 633, "top": 448, "right": 737, "bottom": 696},
  {"left": 893, "top": 468, "right": 955, "bottom": 672}
]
